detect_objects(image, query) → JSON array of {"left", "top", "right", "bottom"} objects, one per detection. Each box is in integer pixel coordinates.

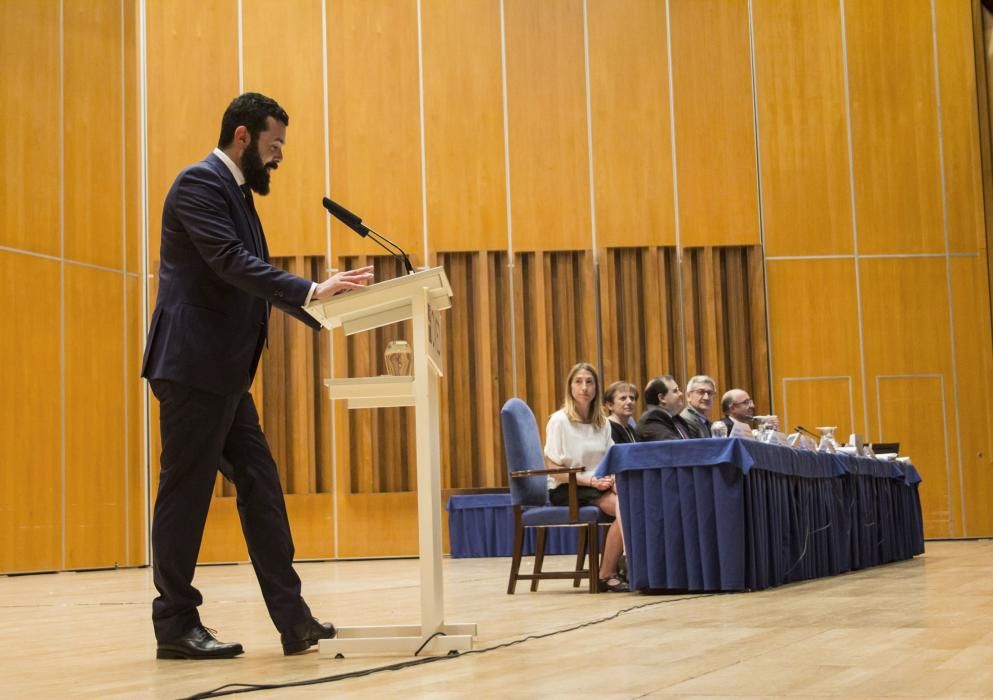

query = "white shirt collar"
[{"left": 212, "top": 147, "right": 245, "bottom": 186}]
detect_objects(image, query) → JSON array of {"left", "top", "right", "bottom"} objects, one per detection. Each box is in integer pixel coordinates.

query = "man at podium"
[{"left": 141, "top": 93, "right": 372, "bottom": 659}]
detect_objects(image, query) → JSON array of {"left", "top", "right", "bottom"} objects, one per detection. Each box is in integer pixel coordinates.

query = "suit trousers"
[{"left": 149, "top": 379, "right": 311, "bottom": 641}]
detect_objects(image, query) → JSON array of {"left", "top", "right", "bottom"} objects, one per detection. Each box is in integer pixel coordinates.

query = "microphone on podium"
[{"left": 321, "top": 197, "right": 415, "bottom": 275}]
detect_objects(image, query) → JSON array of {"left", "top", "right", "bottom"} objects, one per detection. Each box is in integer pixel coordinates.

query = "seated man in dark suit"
[
  {"left": 680, "top": 374, "right": 717, "bottom": 438},
  {"left": 635, "top": 375, "right": 694, "bottom": 441}
]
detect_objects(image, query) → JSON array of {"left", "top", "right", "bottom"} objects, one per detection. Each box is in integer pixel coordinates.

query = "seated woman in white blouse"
[{"left": 544, "top": 362, "right": 627, "bottom": 592}]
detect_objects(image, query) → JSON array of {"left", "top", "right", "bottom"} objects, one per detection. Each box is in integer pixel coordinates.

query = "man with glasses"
[
  {"left": 681, "top": 375, "right": 717, "bottom": 438},
  {"left": 720, "top": 388, "right": 758, "bottom": 436}
]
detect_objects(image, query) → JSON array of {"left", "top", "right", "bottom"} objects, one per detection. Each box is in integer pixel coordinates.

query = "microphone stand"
[{"left": 364, "top": 225, "right": 415, "bottom": 275}]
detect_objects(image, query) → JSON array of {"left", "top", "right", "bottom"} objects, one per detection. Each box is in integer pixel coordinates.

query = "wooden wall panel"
[
  {"left": 327, "top": 0, "right": 423, "bottom": 260},
  {"left": 782, "top": 377, "right": 855, "bottom": 444},
  {"left": 859, "top": 258, "right": 951, "bottom": 378},
  {"left": 877, "top": 377, "right": 954, "bottom": 538},
  {"left": 669, "top": 0, "right": 759, "bottom": 247},
  {"left": 504, "top": 0, "right": 592, "bottom": 251},
  {"left": 859, "top": 257, "right": 960, "bottom": 534},
  {"left": 845, "top": 0, "right": 943, "bottom": 255},
  {"left": 145, "top": 0, "right": 238, "bottom": 268},
  {"left": 588, "top": 0, "right": 675, "bottom": 248},
  {"left": 0, "top": 0, "right": 60, "bottom": 256},
  {"left": 949, "top": 256, "right": 993, "bottom": 535},
  {"left": 0, "top": 253, "right": 62, "bottom": 572},
  {"left": 243, "top": 0, "right": 327, "bottom": 257},
  {"left": 752, "top": 0, "right": 853, "bottom": 257},
  {"left": 421, "top": 0, "right": 508, "bottom": 252},
  {"left": 936, "top": 0, "right": 985, "bottom": 254},
  {"left": 63, "top": 0, "right": 123, "bottom": 270},
  {"left": 765, "top": 259, "right": 864, "bottom": 429},
  {"left": 65, "top": 265, "right": 126, "bottom": 567}
]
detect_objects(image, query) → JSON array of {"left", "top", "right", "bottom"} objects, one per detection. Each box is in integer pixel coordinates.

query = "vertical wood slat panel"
[
  {"left": 724, "top": 247, "right": 748, "bottom": 390},
  {"left": 746, "top": 247, "right": 771, "bottom": 413},
  {"left": 681, "top": 249, "right": 699, "bottom": 379},
  {"left": 287, "top": 256, "right": 316, "bottom": 494},
  {"left": 0, "top": 0, "right": 60, "bottom": 257},
  {"left": 472, "top": 253, "right": 497, "bottom": 486},
  {"left": 599, "top": 250, "right": 619, "bottom": 384}
]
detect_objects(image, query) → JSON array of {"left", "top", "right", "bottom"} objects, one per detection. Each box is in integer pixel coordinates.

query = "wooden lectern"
[{"left": 304, "top": 267, "right": 477, "bottom": 656}]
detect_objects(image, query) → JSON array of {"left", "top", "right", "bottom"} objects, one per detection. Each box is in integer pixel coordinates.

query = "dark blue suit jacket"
[{"left": 141, "top": 153, "right": 321, "bottom": 395}]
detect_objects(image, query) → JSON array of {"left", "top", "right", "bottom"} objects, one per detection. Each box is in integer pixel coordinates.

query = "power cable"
[{"left": 179, "top": 592, "right": 717, "bottom": 699}]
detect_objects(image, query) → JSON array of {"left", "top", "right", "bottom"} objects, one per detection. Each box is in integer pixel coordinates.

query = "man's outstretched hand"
[{"left": 313, "top": 265, "right": 375, "bottom": 301}]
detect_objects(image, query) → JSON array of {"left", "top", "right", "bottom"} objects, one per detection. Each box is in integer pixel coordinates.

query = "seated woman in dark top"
[{"left": 604, "top": 381, "right": 638, "bottom": 444}]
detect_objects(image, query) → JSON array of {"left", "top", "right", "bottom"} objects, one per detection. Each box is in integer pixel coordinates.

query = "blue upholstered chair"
[{"left": 501, "top": 398, "right": 603, "bottom": 594}]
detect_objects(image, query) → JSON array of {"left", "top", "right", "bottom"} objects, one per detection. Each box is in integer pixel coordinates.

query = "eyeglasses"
[
  {"left": 731, "top": 398, "right": 754, "bottom": 406},
  {"left": 690, "top": 389, "right": 715, "bottom": 397}
]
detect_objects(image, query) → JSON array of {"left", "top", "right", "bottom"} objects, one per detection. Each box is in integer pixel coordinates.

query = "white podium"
[{"left": 304, "top": 267, "right": 477, "bottom": 656}]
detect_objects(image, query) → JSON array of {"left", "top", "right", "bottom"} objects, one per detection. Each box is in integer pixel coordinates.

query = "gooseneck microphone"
[{"left": 321, "top": 197, "right": 415, "bottom": 274}]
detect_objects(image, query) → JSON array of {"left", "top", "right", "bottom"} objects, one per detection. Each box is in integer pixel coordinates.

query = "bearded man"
[{"left": 141, "top": 93, "right": 372, "bottom": 659}]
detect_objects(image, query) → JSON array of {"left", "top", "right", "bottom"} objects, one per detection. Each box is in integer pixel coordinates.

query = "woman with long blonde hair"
[{"left": 543, "top": 362, "right": 627, "bottom": 592}]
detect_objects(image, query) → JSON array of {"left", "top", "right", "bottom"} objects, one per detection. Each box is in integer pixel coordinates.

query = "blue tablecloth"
[
  {"left": 446, "top": 493, "right": 595, "bottom": 558},
  {"left": 597, "top": 438, "right": 924, "bottom": 592}
]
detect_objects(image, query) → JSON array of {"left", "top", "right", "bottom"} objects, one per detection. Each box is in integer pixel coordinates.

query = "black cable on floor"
[{"left": 179, "top": 592, "right": 716, "bottom": 700}]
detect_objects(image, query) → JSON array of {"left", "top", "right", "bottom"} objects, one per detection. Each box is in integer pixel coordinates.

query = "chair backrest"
[{"left": 501, "top": 398, "right": 551, "bottom": 507}]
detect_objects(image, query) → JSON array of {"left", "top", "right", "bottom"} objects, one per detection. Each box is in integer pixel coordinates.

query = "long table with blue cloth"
[{"left": 595, "top": 438, "right": 924, "bottom": 592}]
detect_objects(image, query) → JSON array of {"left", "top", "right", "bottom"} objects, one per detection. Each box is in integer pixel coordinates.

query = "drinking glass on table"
[{"left": 710, "top": 421, "right": 728, "bottom": 438}]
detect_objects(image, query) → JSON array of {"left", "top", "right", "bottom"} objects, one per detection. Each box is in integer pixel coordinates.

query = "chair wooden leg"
[
  {"left": 588, "top": 523, "right": 601, "bottom": 594},
  {"left": 508, "top": 515, "right": 525, "bottom": 594},
  {"left": 531, "top": 528, "right": 547, "bottom": 592},
  {"left": 574, "top": 527, "right": 587, "bottom": 587}
]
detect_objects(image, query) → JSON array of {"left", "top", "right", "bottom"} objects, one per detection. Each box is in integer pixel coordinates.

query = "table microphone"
[{"left": 321, "top": 197, "right": 415, "bottom": 274}]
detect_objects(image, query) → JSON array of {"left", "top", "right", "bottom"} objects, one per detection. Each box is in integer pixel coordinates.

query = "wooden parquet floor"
[{"left": 2, "top": 540, "right": 992, "bottom": 699}]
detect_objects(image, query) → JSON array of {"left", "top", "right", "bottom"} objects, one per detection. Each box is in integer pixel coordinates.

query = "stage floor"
[{"left": 2, "top": 540, "right": 992, "bottom": 698}]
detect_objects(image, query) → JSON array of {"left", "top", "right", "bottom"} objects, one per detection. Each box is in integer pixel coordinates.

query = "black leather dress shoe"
[
  {"left": 281, "top": 617, "right": 336, "bottom": 655},
  {"left": 156, "top": 625, "right": 244, "bottom": 659}
]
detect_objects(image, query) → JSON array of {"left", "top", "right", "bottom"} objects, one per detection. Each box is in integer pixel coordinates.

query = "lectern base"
[{"left": 319, "top": 623, "right": 477, "bottom": 657}]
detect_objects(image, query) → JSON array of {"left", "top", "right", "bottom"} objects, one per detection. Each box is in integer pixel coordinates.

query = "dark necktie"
[
  {"left": 240, "top": 183, "right": 269, "bottom": 345},
  {"left": 239, "top": 184, "right": 264, "bottom": 256}
]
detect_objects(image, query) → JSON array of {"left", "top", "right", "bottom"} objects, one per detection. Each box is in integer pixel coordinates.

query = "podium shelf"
[{"left": 323, "top": 375, "right": 415, "bottom": 409}]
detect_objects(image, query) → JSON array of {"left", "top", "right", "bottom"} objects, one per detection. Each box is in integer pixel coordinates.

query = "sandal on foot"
[{"left": 598, "top": 575, "right": 629, "bottom": 593}]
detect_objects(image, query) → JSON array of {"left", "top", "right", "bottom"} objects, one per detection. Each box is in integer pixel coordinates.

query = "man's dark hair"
[
  {"left": 644, "top": 375, "right": 675, "bottom": 407},
  {"left": 721, "top": 393, "right": 735, "bottom": 415},
  {"left": 217, "top": 93, "right": 289, "bottom": 149}
]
